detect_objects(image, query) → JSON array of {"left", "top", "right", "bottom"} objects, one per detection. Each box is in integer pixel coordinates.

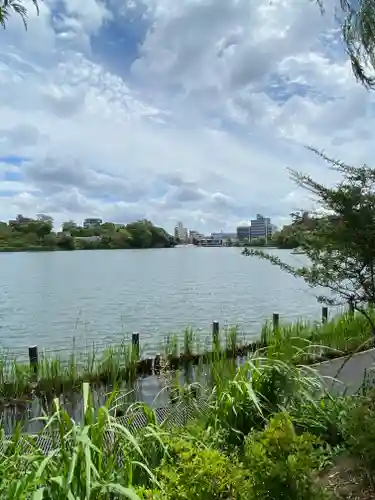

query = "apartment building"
[{"left": 83, "top": 218, "right": 103, "bottom": 229}]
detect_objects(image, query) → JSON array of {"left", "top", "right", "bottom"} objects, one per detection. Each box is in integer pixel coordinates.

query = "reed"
[
  {"left": 0, "top": 309, "right": 373, "bottom": 404},
  {"left": 0, "top": 383, "right": 166, "bottom": 498}
]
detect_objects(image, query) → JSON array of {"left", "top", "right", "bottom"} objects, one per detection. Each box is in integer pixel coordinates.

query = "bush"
[
  {"left": 343, "top": 391, "right": 375, "bottom": 482},
  {"left": 244, "top": 413, "right": 331, "bottom": 500},
  {"left": 291, "top": 396, "right": 355, "bottom": 447},
  {"left": 156, "top": 437, "right": 252, "bottom": 499},
  {"left": 206, "top": 358, "right": 321, "bottom": 449}
]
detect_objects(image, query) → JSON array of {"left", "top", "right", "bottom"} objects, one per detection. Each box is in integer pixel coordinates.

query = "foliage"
[
  {"left": 343, "top": 390, "right": 375, "bottom": 485},
  {"left": 64, "top": 219, "right": 176, "bottom": 250},
  {"left": 0, "top": 0, "right": 39, "bottom": 29},
  {"left": 0, "top": 216, "right": 175, "bottom": 252},
  {"left": 204, "top": 356, "right": 325, "bottom": 449},
  {"left": 244, "top": 413, "right": 331, "bottom": 500},
  {"left": 244, "top": 151, "right": 375, "bottom": 334},
  {"left": 0, "top": 310, "right": 372, "bottom": 404},
  {"left": 272, "top": 213, "right": 316, "bottom": 249},
  {"left": 261, "top": 309, "right": 374, "bottom": 363},
  {"left": 334, "top": 0, "right": 375, "bottom": 90},
  {"left": 0, "top": 383, "right": 158, "bottom": 499},
  {"left": 290, "top": 395, "right": 356, "bottom": 447},
  {"left": 156, "top": 437, "right": 251, "bottom": 499},
  {"left": 2, "top": 343, "right": 375, "bottom": 500}
]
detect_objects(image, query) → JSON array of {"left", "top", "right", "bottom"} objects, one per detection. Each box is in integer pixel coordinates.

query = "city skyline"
[{"left": 175, "top": 213, "right": 278, "bottom": 242}]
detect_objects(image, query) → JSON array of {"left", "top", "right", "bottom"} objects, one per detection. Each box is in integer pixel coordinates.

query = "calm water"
[{"left": 0, "top": 247, "right": 327, "bottom": 359}]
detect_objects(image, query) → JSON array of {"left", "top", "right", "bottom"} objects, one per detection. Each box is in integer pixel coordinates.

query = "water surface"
[{"left": 0, "top": 247, "right": 327, "bottom": 359}]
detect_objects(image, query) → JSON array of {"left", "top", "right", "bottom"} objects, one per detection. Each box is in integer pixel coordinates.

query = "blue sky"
[{"left": 0, "top": 0, "right": 373, "bottom": 232}]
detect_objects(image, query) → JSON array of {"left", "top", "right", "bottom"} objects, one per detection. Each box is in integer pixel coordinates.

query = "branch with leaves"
[
  {"left": 0, "top": 0, "right": 39, "bottom": 29},
  {"left": 244, "top": 150, "right": 375, "bottom": 335},
  {"left": 317, "top": 0, "right": 375, "bottom": 89}
]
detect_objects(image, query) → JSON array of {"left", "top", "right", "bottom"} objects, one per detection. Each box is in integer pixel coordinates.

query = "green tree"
[
  {"left": 0, "top": 0, "right": 39, "bottom": 29},
  {"left": 244, "top": 150, "right": 375, "bottom": 334},
  {"left": 313, "top": 1, "right": 375, "bottom": 90},
  {"left": 100, "top": 222, "right": 116, "bottom": 233},
  {"left": 57, "top": 233, "right": 76, "bottom": 250},
  {"left": 62, "top": 220, "right": 77, "bottom": 233},
  {"left": 334, "top": 0, "right": 375, "bottom": 89}
]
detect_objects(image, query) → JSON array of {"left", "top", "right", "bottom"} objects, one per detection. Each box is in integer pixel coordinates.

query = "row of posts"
[{"left": 27, "top": 304, "right": 355, "bottom": 373}]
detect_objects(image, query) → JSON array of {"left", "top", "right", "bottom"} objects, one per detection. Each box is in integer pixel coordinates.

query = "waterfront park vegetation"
[
  {"left": 0, "top": 307, "right": 373, "bottom": 403},
  {"left": 2, "top": 319, "right": 375, "bottom": 499}
]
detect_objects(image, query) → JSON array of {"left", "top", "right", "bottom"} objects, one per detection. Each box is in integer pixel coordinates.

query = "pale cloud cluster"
[{"left": 0, "top": 0, "right": 373, "bottom": 233}]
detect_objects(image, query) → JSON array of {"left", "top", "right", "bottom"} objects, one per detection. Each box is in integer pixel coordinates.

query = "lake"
[{"left": 0, "top": 247, "right": 329, "bottom": 360}]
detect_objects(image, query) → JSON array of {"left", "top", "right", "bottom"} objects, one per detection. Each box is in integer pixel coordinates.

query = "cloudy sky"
[{"left": 0, "top": 0, "right": 372, "bottom": 233}]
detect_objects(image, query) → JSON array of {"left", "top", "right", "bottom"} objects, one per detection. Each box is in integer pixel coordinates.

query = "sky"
[{"left": 0, "top": 0, "right": 373, "bottom": 233}]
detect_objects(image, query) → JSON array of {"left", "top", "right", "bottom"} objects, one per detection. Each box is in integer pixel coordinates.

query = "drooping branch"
[
  {"left": 318, "top": 0, "right": 375, "bottom": 89},
  {"left": 0, "top": 0, "right": 40, "bottom": 30}
]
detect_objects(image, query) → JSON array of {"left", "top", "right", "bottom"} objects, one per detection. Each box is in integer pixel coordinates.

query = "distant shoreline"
[{"left": 0, "top": 245, "right": 177, "bottom": 254}]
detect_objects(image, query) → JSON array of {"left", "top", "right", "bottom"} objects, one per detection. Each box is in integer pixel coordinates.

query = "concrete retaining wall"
[{"left": 313, "top": 348, "right": 375, "bottom": 395}]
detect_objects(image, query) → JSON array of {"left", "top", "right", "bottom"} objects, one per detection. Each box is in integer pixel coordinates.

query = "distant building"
[
  {"left": 189, "top": 230, "right": 204, "bottom": 243},
  {"left": 236, "top": 225, "right": 251, "bottom": 241},
  {"left": 250, "top": 214, "right": 271, "bottom": 240},
  {"left": 9, "top": 214, "right": 34, "bottom": 227},
  {"left": 211, "top": 232, "right": 237, "bottom": 243},
  {"left": 236, "top": 215, "right": 277, "bottom": 242},
  {"left": 75, "top": 236, "right": 102, "bottom": 243},
  {"left": 196, "top": 237, "right": 223, "bottom": 246},
  {"left": 174, "top": 222, "right": 188, "bottom": 242},
  {"left": 83, "top": 218, "right": 103, "bottom": 229}
]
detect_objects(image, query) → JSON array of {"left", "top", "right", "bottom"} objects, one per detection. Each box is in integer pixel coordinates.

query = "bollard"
[
  {"left": 272, "top": 313, "right": 279, "bottom": 332},
  {"left": 132, "top": 332, "right": 140, "bottom": 357},
  {"left": 322, "top": 307, "right": 328, "bottom": 324},
  {"left": 348, "top": 298, "right": 355, "bottom": 316},
  {"left": 28, "top": 345, "right": 39, "bottom": 375},
  {"left": 212, "top": 321, "right": 219, "bottom": 346},
  {"left": 154, "top": 353, "right": 161, "bottom": 372}
]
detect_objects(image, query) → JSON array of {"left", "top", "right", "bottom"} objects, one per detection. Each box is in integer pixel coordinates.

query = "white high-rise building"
[{"left": 174, "top": 222, "right": 188, "bottom": 242}]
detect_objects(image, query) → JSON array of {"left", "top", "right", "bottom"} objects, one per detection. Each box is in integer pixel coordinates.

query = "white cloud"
[{"left": 0, "top": 0, "right": 373, "bottom": 232}]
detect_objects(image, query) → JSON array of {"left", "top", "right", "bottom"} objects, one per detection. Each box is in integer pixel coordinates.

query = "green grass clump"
[{"left": 261, "top": 309, "right": 374, "bottom": 364}]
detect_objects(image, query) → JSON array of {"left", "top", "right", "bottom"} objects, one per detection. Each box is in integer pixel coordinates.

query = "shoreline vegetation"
[
  {"left": 2, "top": 319, "right": 375, "bottom": 499},
  {"left": 0, "top": 217, "right": 177, "bottom": 253},
  {"left": 0, "top": 308, "right": 373, "bottom": 405}
]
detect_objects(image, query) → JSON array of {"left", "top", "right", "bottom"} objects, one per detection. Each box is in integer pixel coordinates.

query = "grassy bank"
[
  {"left": 0, "top": 309, "right": 374, "bottom": 404},
  {"left": 1, "top": 348, "right": 375, "bottom": 499}
]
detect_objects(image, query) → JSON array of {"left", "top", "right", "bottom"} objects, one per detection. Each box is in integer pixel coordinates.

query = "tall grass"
[
  {"left": 0, "top": 340, "right": 373, "bottom": 499},
  {"left": 0, "top": 310, "right": 373, "bottom": 404},
  {"left": 0, "top": 383, "right": 168, "bottom": 499},
  {"left": 261, "top": 309, "right": 374, "bottom": 363}
]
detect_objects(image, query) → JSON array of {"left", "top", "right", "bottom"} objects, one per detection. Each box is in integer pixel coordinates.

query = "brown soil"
[{"left": 320, "top": 456, "right": 374, "bottom": 500}]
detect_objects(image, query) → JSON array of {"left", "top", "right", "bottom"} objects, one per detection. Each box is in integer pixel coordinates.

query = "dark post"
[
  {"left": 154, "top": 353, "right": 161, "bottom": 372},
  {"left": 322, "top": 307, "right": 328, "bottom": 324},
  {"left": 28, "top": 345, "right": 39, "bottom": 375},
  {"left": 348, "top": 297, "right": 355, "bottom": 316},
  {"left": 272, "top": 313, "right": 279, "bottom": 332},
  {"left": 132, "top": 332, "right": 140, "bottom": 357},
  {"left": 212, "top": 321, "right": 219, "bottom": 346}
]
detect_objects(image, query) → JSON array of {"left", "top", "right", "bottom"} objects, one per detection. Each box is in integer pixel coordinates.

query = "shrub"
[
  {"left": 291, "top": 395, "right": 355, "bottom": 447},
  {"left": 244, "top": 413, "right": 331, "bottom": 500},
  {"left": 206, "top": 357, "right": 323, "bottom": 449},
  {"left": 343, "top": 391, "right": 375, "bottom": 485},
  {"left": 156, "top": 437, "right": 251, "bottom": 499}
]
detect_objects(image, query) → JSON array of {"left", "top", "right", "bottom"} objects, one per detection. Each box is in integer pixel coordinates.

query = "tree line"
[{"left": 0, "top": 217, "right": 176, "bottom": 252}]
